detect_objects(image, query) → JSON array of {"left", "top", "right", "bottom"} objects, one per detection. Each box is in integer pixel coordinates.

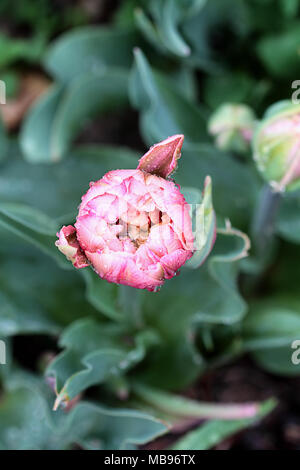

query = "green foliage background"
[{"left": 0, "top": 0, "right": 299, "bottom": 449}]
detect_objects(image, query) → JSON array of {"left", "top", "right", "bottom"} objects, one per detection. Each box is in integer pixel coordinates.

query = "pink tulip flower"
[{"left": 56, "top": 135, "right": 210, "bottom": 291}]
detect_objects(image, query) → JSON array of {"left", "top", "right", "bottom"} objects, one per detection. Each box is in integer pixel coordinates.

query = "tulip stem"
[
  {"left": 252, "top": 184, "right": 281, "bottom": 256},
  {"left": 118, "top": 285, "right": 144, "bottom": 328}
]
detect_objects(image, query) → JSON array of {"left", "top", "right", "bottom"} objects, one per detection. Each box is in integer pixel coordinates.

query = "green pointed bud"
[
  {"left": 253, "top": 100, "right": 300, "bottom": 192},
  {"left": 208, "top": 103, "right": 256, "bottom": 153}
]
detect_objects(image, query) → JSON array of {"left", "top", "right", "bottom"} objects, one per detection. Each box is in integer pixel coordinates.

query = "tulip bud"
[
  {"left": 56, "top": 135, "right": 216, "bottom": 291},
  {"left": 253, "top": 100, "right": 300, "bottom": 191},
  {"left": 208, "top": 103, "right": 256, "bottom": 153}
]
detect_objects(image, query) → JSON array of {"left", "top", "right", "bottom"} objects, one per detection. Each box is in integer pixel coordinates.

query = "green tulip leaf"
[
  {"left": 21, "top": 70, "right": 129, "bottom": 163},
  {"left": 171, "top": 399, "right": 276, "bottom": 450},
  {"left": 243, "top": 296, "right": 300, "bottom": 376},
  {"left": 0, "top": 241, "right": 96, "bottom": 336},
  {"left": 135, "top": 0, "right": 206, "bottom": 57},
  {"left": 0, "top": 202, "right": 64, "bottom": 266},
  {"left": 46, "top": 318, "right": 159, "bottom": 408},
  {"left": 257, "top": 22, "right": 300, "bottom": 78},
  {"left": 0, "top": 371, "right": 167, "bottom": 450},
  {"left": 276, "top": 191, "right": 300, "bottom": 244},
  {"left": 45, "top": 27, "right": 138, "bottom": 82},
  {"left": 184, "top": 177, "right": 216, "bottom": 269},
  {"left": 129, "top": 49, "right": 208, "bottom": 146}
]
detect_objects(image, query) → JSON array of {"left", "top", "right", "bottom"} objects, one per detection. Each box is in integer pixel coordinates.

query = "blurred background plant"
[{"left": 0, "top": 0, "right": 300, "bottom": 450}]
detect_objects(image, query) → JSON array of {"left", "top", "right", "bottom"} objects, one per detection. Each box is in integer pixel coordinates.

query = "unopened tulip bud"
[
  {"left": 208, "top": 103, "right": 256, "bottom": 153},
  {"left": 253, "top": 101, "right": 300, "bottom": 192}
]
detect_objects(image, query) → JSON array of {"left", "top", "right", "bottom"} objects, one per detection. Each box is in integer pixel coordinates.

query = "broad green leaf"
[
  {"left": 0, "top": 143, "right": 139, "bottom": 219},
  {"left": 268, "top": 242, "right": 300, "bottom": 295},
  {"left": 129, "top": 49, "right": 208, "bottom": 146},
  {"left": 203, "top": 72, "right": 269, "bottom": 110},
  {"left": 192, "top": 220, "right": 250, "bottom": 325},
  {"left": 69, "top": 402, "right": 168, "bottom": 450},
  {"left": 0, "top": 371, "right": 167, "bottom": 450},
  {"left": 243, "top": 297, "right": 300, "bottom": 376},
  {"left": 51, "top": 70, "right": 129, "bottom": 162},
  {"left": 171, "top": 399, "right": 276, "bottom": 450},
  {"left": 243, "top": 299, "right": 300, "bottom": 350},
  {"left": 135, "top": 0, "right": 206, "bottom": 57},
  {"left": 184, "top": 177, "right": 216, "bottom": 269},
  {"left": 181, "top": 0, "right": 251, "bottom": 70},
  {"left": 46, "top": 318, "right": 159, "bottom": 407},
  {"left": 279, "top": 0, "right": 299, "bottom": 18},
  {"left": 257, "top": 22, "right": 300, "bottom": 78},
  {"left": 117, "top": 284, "right": 144, "bottom": 328},
  {"left": 114, "top": 0, "right": 140, "bottom": 27},
  {"left": 82, "top": 269, "right": 121, "bottom": 322},
  {"left": 251, "top": 348, "right": 300, "bottom": 376},
  {"left": 276, "top": 190, "right": 300, "bottom": 244},
  {"left": 0, "top": 202, "right": 64, "bottom": 266},
  {"left": 0, "top": 119, "right": 8, "bottom": 162},
  {"left": 0, "top": 240, "right": 96, "bottom": 336},
  {"left": 0, "top": 33, "right": 45, "bottom": 68},
  {"left": 20, "top": 84, "right": 65, "bottom": 164},
  {"left": 168, "top": 66, "right": 198, "bottom": 103},
  {"left": 0, "top": 202, "right": 58, "bottom": 235},
  {"left": 44, "top": 27, "right": 138, "bottom": 82},
  {"left": 21, "top": 69, "right": 129, "bottom": 163},
  {"left": 0, "top": 289, "right": 58, "bottom": 337}
]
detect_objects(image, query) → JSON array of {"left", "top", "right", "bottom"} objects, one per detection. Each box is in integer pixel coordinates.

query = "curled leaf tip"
[
  {"left": 53, "top": 395, "right": 62, "bottom": 411},
  {"left": 137, "top": 134, "right": 184, "bottom": 178},
  {"left": 218, "top": 219, "right": 251, "bottom": 261},
  {"left": 203, "top": 174, "right": 212, "bottom": 188},
  {"left": 133, "top": 46, "right": 141, "bottom": 56},
  {"left": 53, "top": 391, "right": 70, "bottom": 411}
]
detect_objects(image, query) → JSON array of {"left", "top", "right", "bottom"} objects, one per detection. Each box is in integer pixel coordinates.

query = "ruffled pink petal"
[
  {"left": 78, "top": 181, "right": 109, "bottom": 216},
  {"left": 145, "top": 175, "right": 194, "bottom": 250},
  {"left": 120, "top": 204, "right": 149, "bottom": 227},
  {"left": 146, "top": 224, "right": 182, "bottom": 255},
  {"left": 85, "top": 194, "right": 121, "bottom": 224},
  {"left": 87, "top": 251, "right": 164, "bottom": 291},
  {"left": 75, "top": 216, "right": 106, "bottom": 252},
  {"left": 75, "top": 215, "right": 124, "bottom": 253},
  {"left": 55, "top": 225, "right": 89, "bottom": 268},
  {"left": 160, "top": 249, "right": 192, "bottom": 279},
  {"left": 136, "top": 244, "right": 162, "bottom": 270}
]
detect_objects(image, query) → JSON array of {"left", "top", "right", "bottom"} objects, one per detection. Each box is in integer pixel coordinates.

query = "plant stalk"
[{"left": 251, "top": 184, "right": 281, "bottom": 256}]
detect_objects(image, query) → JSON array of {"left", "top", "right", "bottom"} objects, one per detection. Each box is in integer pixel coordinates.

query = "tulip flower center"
[{"left": 116, "top": 209, "right": 170, "bottom": 249}]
